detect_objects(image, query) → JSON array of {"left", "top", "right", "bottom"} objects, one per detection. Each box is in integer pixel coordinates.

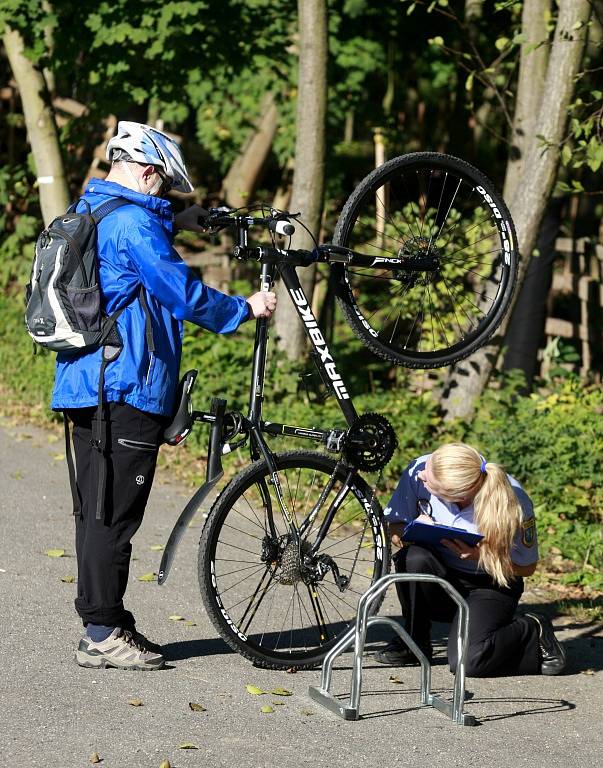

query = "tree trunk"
[
  {"left": 503, "top": 0, "right": 551, "bottom": 204},
  {"left": 440, "top": 0, "right": 591, "bottom": 420},
  {"left": 498, "top": 0, "right": 553, "bottom": 386},
  {"left": 274, "top": 0, "right": 327, "bottom": 359},
  {"left": 221, "top": 93, "right": 278, "bottom": 209},
  {"left": 502, "top": 197, "right": 564, "bottom": 386},
  {"left": 3, "top": 25, "right": 69, "bottom": 225}
]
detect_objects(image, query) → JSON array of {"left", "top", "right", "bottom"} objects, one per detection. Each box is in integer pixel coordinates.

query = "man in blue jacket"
[{"left": 52, "top": 121, "right": 276, "bottom": 671}]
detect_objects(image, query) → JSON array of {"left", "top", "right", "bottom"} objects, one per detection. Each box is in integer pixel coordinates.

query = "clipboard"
[{"left": 402, "top": 520, "right": 483, "bottom": 547}]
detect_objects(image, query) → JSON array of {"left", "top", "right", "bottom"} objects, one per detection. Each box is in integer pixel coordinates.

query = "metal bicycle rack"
[{"left": 308, "top": 573, "right": 477, "bottom": 725}]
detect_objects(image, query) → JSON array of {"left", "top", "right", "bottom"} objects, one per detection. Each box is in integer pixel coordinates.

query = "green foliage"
[
  {"left": 466, "top": 375, "right": 603, "bottom": 587},
  {"left": 0, "top": 286, "right": 57, "bottom": 416},
  {"left": 0, "top": 164, "right": 39, "bottom": 287}
]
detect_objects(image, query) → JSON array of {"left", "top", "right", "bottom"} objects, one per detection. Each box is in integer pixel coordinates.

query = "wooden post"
[{"left": 373, "top": 127, "right": 387, "bottom": 251}]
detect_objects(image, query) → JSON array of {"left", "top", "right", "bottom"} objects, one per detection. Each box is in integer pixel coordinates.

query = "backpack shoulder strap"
[{"left": 91, "top": 197, "right": 132, "bottom": 225}]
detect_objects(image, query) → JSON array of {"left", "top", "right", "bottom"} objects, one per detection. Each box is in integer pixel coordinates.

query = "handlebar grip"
[{"left": 269, "top": 219, "right": 295, "bottom": 236}]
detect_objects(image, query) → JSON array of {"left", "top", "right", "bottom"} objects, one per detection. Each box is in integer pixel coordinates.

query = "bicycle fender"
[{"left": 157, "top": 472, "right": 223, "bottom": 586}]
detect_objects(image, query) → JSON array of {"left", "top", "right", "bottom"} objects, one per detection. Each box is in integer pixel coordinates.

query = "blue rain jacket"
[{"left": 51, "top": 179, "right": 249, "bottom": 416}]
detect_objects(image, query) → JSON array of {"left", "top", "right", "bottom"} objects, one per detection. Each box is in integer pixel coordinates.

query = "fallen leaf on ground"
[
  {"left": 188, "top": 702, "right": 206, "bottom": 712},
  {"left": 47, "top": 434, "right": 60, "bottom": 443},
  {"left": 300, "top": 709, "right": 314, "bottom": 716},
  {"left": 168, "top": 615, "right": 186, "bottom": 621},
  {"left": 270, "top": 687, "right": 292, "bottom": 696},
  {"left": 44, "top": 548, "right": 65, "bottom": 558},
  {"left": 260, "top": 705, "right": 275, "bottom": 714},
  {"left": 389, "top": 675, "right": 404, "bottom": 684},
  {"left": 178, "top": 743, "right": 199, "bottom": 750},
  {"left": 159, "top": 761, "right": 171, "bottom": 768},
  {"left": 60, "top": 575, "right": 75, "bottom": 583},
  {"left": 89, "top": 753, "right": 101, "bottom": 764},
  {"left": 53, "top": 453, "right": 65, "bottom": 461},
  {"left": 245, "top": 684, "right": 266, "bottom": 695},
  {"left": 183, "top": 620, "right": 197, "bottom": 626},
  {"left": 11, "top": 471, "right": 23, "bottom": 480},
  {"left": 137, "top": 572, "right": 157, "bottom": 582},
  {"left": 150, "top": 544, "right": 165, "bottom": 551},
  {"left": 582, "top": 669, "right": 595, "bottom": 675},
  {"left": 127, "top": 698, "right": 144, "bottom": 706}
]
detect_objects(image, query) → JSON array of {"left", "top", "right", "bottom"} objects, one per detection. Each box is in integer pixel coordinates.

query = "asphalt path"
[{"left": 1, "top": 417, "right": 601, "bottom": 768}]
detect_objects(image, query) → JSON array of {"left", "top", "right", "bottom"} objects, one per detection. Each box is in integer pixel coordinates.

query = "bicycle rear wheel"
[
  {"left": 198, "top": 451, "right": 389, "bottom": 670},
  {"left": 333, "top": 152, "right": 518, "bottom": 368}
]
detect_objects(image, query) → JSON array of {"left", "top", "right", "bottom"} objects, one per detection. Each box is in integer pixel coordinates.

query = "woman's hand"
[
  {"left": 389, "top": 514, "right": 433, "bottom": 547},
  {"left": 442, "top": 538, "right": 481, "bottom": 562},
  {"left": 388, "top": 523, "right": 405, "bottom": 548}
]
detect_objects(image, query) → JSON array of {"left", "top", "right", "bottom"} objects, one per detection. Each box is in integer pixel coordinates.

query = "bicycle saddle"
[{"left": 164, "top": 369, "right": 197, "bottom": 445}]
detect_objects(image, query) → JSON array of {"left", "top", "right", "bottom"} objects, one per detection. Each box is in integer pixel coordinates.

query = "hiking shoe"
[
  {"left": 130, "top": 629, "right": 163, "bottom": 655},
  {"left": 374, "top": 636, "right": 433, "bottom": 666},
  {"left": 525, "top": 612, "right": 566, "bottom": 675},
  {"left": 76, "top": 628, "right": 165, "bottom": 671}
]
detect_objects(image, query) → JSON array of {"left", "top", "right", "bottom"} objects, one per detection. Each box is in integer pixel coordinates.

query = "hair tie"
[{"left": 480, "top": 458, "right": 487, "bottom": 474}]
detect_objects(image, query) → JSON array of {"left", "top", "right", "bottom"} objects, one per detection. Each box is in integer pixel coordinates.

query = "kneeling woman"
[{"left": 378, "top": 442, "right": 565, "bottom": 677}]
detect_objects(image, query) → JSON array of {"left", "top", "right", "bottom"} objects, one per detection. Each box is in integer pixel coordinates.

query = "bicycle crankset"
[{"left": 343, "top": 412, "right": 397, "bottom": 472}]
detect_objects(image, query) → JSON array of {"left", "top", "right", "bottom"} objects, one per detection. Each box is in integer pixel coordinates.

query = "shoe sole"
[
  {"left": 75, "top": 651, "right": 164, "bottom": 671},
  {"left": 541, "top": 664, "right": 566, "bottom": 676}
]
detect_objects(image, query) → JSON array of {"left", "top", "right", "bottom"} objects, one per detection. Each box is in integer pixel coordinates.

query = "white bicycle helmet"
[{"left": 106, "top": 121, "right": 194, "bottom": 193}]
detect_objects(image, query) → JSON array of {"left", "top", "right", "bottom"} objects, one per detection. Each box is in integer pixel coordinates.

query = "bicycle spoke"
[
  {"left": 241, "top": 569, "right": 276, "bottom": 633},
  {"left": 215, "top": 562, "right": 268, "bottom": 579},
  {"left": 222, "top": 521, "right": 264, "bottom": 542},
  {"left": 218, "top": 562, "right": 269, "bottom": 596}
]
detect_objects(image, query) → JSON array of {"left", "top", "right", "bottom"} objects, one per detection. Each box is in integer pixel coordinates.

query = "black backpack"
[{"left": 25, "top": 198, "right": 131, "bottom": 353}]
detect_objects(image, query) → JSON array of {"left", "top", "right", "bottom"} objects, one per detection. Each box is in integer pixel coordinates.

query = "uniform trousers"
[
  {"left": 66, "top": 403, "right": 165, "bottom": 629},
  {"left": 394, "top": 544, "right": 541, "bottom": 677}
]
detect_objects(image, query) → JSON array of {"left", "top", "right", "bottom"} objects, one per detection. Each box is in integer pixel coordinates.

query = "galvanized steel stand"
[{"left": 308, "top": 573, "right": 477, "bottom": 725}]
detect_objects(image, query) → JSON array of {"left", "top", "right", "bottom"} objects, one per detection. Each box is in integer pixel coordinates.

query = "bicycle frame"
[{"left": 158, "top": 219, "right": 386, "bottom": 585}]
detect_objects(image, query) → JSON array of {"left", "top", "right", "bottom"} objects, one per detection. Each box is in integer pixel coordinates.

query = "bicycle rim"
[
  {"left": 198, "top": 451, "right": 388, "bottom": 669},
  {"left": 333, "top": 152, "right": 518, "bottom": 368}
]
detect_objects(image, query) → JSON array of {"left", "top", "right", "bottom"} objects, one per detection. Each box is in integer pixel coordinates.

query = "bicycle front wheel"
[
  {"left": 198, "top": 451, "right": 389, "bottom": 670},
  {"left": 333, "top": 152, "right": 518, "bottom": 368}
]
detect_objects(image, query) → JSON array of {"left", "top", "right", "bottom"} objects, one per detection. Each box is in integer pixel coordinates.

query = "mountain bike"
[{"left": 157, "top": 152, "right": 518, "bottom": 670}]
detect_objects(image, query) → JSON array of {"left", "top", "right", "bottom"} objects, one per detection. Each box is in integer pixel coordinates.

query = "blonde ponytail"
[{"left": 430, "top": 443, "right": 523, "bottom": 587}]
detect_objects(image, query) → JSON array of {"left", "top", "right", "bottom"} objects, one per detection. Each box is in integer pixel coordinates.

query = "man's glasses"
[{"left": 156, "top": 169, "right": 172, "bottom": 196}]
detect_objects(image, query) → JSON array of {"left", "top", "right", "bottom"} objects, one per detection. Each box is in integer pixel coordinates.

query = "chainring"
[{"left": 343, "top": 412, "right": 397, "bottom": 472}]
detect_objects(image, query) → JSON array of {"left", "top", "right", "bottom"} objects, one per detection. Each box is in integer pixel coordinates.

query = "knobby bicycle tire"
[
  {"left": 333, "top": 152, "right": 518, "bottom": 368},
  {"left": 198, "top": 451, "right": 390, "bottom": 670}
]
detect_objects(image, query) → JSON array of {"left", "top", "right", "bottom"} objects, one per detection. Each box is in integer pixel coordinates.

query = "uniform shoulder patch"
[{"left": 522, "top": 518, "right": 536, "bottom": 547}]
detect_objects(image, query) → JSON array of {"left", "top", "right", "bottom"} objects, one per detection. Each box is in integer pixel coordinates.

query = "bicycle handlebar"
[
  {"left": 197, "top": 205, "right": 437, "bottom": 272},
  {"left": 199, "top": 206, "right": 298, "bottom": 236}
]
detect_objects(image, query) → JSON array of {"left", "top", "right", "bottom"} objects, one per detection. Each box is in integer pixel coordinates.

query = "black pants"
[
  {"left": 66, "top": 403, "right": 165, "bottom": 629},
  {"left": 394, "top": 545, "right": 541, "bottom": 677}
]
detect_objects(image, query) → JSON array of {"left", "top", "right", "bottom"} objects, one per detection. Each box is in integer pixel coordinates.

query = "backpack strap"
[
  {"left": 64, "top": 415, "right": 81, "bottom": 517},
  {"left": 91, "top": 308, "right": 128, "bottom": 521},
  {"left": 91, "top": 197, "right": 132, "bottom": 224},
  {"left": 138, "top": 286, "right": 156, "bottom": 355}
]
